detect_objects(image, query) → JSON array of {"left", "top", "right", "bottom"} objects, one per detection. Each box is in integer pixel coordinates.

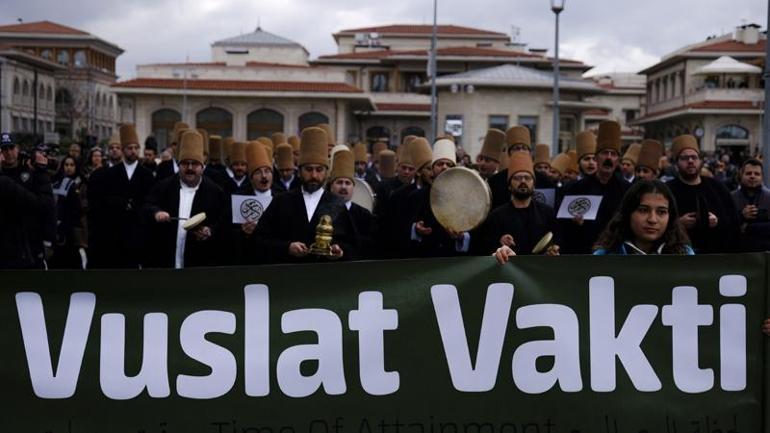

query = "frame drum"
[
  {"left": 430, "top": 167, "right": 491, "bottom": 232},
  {"left": 352, "top": 179, "right": 375, "bottom": 212}
]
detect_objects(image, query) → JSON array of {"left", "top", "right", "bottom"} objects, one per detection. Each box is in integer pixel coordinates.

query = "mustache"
[{"left": 602, "top": 159, "right": 614, "bottom": 167}]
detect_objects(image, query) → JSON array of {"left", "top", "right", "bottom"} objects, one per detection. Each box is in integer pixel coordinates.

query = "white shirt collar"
[
  {"left": 254, "top": 188, "right": 272, "bottom": 199},
  {"left": 124, "top": 159, "right": 138, "bottom": 180},
  {"left": 181, "top": 178, "right": 202, "bottom": 191},
  {"left": 345, "top": 200, "right": 352, "bottom": 210},
  {"left": 301, "top": 187, "right": 324, "bottom": 222}
]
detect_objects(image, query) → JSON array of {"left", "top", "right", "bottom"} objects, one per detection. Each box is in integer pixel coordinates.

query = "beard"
[
  {"left": 303, "top": 181, "right": 323, "bottom": 193},
  {"left": 512, "top": 186, "right": 533, "bottom": 200}
]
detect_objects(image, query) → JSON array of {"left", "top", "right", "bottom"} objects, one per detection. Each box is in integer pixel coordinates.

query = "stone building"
[{"left": 633, "top": 23, "right": 766, "bottom": 157}]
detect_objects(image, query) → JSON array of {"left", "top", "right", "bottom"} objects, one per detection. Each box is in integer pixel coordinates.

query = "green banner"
[{"left": 0, "top": 254, "right": 766, "bottom": 433}]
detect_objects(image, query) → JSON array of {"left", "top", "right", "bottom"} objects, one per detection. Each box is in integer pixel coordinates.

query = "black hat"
[
  {"left": 0, "top": 132, "right": 15, "bottom": 149},
  {"left": 144, "top": 136, "right": 158, "bottom": 152}
]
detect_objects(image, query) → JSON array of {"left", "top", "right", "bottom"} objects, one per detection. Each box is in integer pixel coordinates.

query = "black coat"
[
  {"left": 557, "top": 173, "right": 630, "bottom": 254},
  {"left": 273, "top": 175, "right": 301, "bottom": 193},
  {"left": 0, "top": 175, "right": 52, "bottom": 268},
  {"left": 488, "top": 168, "right": 554, "bottom": 210},
  {"left": 0, "top": 165, "right": 55, "bottom": 268},
  {"left": 406, "top": 185, "right": 469, "bottom": 258},
  {"left": 348, "top": 202, "right": 374, "bottom": 260},
  {"left": 474, "top": 200, "right": 560, "bottom": 255},
  {"left": 88, "top": 162, "right": 156, "bottom": 268},
  {"left": 253, "top": 189, "right": 356, "bottom": 264},
  {"left": 155, "top": 159, "right": 177, "bottom": 181},
  {"left": 143, "top": 176, "right": 227, "bottom": 268},
  {"left": 667, "top": 176, "right": 740, "bottom": 254}
]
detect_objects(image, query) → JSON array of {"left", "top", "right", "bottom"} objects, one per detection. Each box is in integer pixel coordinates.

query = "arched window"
[
  {"left": 152, "top": 109, "right": 182, "bottom": 150},
  {"left": 22, "top": 80, "right": 29, "bottom": 98},
  {"left": 57, "top": 50, "right": 70, "bottom": 66},
  {"left": 38, "top": 84, "right": 44, "bottom": 100},
  {"left": 196, "top": 107, "right": 232, "bottom": 138},
  {"left": 400, "top": 126, "right": 425, "bottom": 142},
  {"left": 247, "top": 109, "right": 284, "bottom": 140},
  {"left": 716, "top": 125, "right": 749, "bottom": 140},
  {"left": 13, "top": 77, "right": 20, "bottom": 96},
  {"left": 55, "top": 88, "right": 73, "bottom": 114},
  {"left": 95, "top": 92, "right": 101, "bottom": 107},
  {"left": 74, "top": 50, "right": 87, "bottom": 68},
  {"left": 40, "top": 49, "right": 52, "bottom": 60},
  {"left": 366, "top": 126, "right": 390, "bottom": 145},
  {"left": 298, "top": 112, "right": 329, "bottom": 133},
  {"left": 46, "top": 85, "right": 53, "bottom": 105}
]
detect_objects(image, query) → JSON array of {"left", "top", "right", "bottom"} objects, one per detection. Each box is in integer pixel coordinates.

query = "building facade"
[
  {"left": 633, "top": 23, "right": 766, "bottom": 156},
  {"left": 0, "top": 20, "right": 124, "bottom": 145}
]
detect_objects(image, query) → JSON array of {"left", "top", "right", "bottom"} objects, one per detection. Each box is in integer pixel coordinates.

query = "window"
[
  {"left": 716, "top": 125, "right": 749, "bottom": 140},
  {"left": 46, "top": 86, "right": 53, "bottom": 102},
  {"left": 196, "top": 107, "right": 233, "bottom": 138},
  {"left": 298, "top": 112, "right": 330, "bottom": 133},
  {"left": 488, "top": 115, "right": 508, "bottom": 131},
  {"left": 662, "top": 78, "right": 668, "bottom": 101},
  {"left": 625, "top": 110, "right": 638, "bottom": 123},
  {"left": 247, "top": 109, "right": 284, "bottom": 140},
  {"left": 38, "top": 84, "right": 44, "bottom": 100},
  {"left": 40, "top": 49, "right": 51, "bottom": 60},
  {"left": 444, "top": 115, "right": 463, "bottom": 142},
  {"left": 22, "top": 80, "right": 29, "bottom": 98},
  {"left": 403, "top": 73, "right": 424, "bottom": 93},
  {"left": 559, "top": 115, "right": 576, "bottom": 152},
  {"left": 366, "top": 126, "right": 390, "bottom": 145},
  {"left": 74, "top": 50, "right": 87, "bottom": 68},
  {"left": 57, "top": 50, "right": 70, "bottom": 66},
  {"left": 518, "top": 115, "right": 538, "bottom": 144},
  {"left": 13, "top": 77, "right": 20, "bottom": 96},
  {"left": 400, "top": 126, "right": 425, "bottom": 142},
  {"left": 371, "top": 72, "right": 389, "bottom": 93}
]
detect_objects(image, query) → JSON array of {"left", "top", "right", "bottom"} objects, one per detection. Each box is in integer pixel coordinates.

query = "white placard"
[
  {"left": 557, "top": 195, "right": 603, "bottom": 220},
  {"left": 231, "top": 194, "right": 272, "bottom": 224},
  {"left": 533, "top": 188, "right": 556, "bottom": 208}
]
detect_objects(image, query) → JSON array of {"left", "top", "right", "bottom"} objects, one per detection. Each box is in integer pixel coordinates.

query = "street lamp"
[{"left": 551, "top": 0, "right": 565, "bottom": 155}]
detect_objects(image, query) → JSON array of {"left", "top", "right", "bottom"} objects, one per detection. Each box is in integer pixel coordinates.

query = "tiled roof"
[
  {"left": 112, "top": 78, "right": 362, "bottom": 93},
  {"left": 319, "top": 46, "right": 585, "bottom": 65},
  {"left": 376, "top": 103, "right": 431, "bottom": 112},
  {"left": 0, "top": 20, "right": 88, "bottom": 35},
  {"left": 691, "top": 39, "right": 766, "bottom": 53},
  {"left": 145, "top": 61, "right": 310, "bottom": 69},
  {"left": 337, "top": 25, "right": 507, "bottom": 37},
  {"left": 434, "top": 64, "right": 601, "bottom": 92}
]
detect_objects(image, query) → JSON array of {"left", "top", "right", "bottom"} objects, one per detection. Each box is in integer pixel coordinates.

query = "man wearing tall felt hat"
[
  {"left": 253, "top": 127, "right": 356, "bottom": 263},
  {"left": 329, "top": 149, "right": 374, "bottom": 259},
  {"left": 620, "top": 142, "right": 641, "bottom": 182},
  {"left": 407, "top": 138, "right": 472, "bottom": 258},
  {"left": 481, "top": 151, "right": 560, "bottom": 261},
  {"left": 635, "top": 139, "right": 663, "bottom": 181},
  {"left": 575, "top": 130, "right": 598, "bottom": 178},
  {"left": 223, "top": 141, "right": 249, "bottom": 196},
  {"left": 487, "top": 125, "right": 555, "bottom": 210},
  {"left": 156, "top": 121, "right": 190, "bottom": 181},
  {"left": 144, "top": 130, "right": 227, "bottom": 268},
  {"left": 273, "top": 143, "right": 299, "bottom": 193},
  {"left": 476, "top": 129, "right": 505, "bottom": 179},
  {"left": 556, "top": 120, "right": 630, "bottom": 254},
  {"left": 90, "top": 123, "right": 156, "bottom": 269}
]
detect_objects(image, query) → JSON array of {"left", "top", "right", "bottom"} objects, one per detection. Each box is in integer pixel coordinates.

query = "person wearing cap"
[
  {"left": 144, "top": 130, "right": 227, "bottom": 268},
  {"left": 665, "top": 134, "right": 739, "bottom": 254},
  {"left": 0, "top": 132, "right": 55, "bottom": 268},
  {"left": 273, "top": 143, "right": 300, "bottom": 193},
  {"left": 223, "top": 142, "right": 249, "bottom": 196},
  {"left": 370, "top": 141, "right": 389, "bottom": 178},
  {"left": 483, "top": 152, "right": 561, "bottom": 263},
  {"left": 253, "top": 126, "right": 355, "bottom": 263},
  {"left": 88, "top": 124, "right": 156, "bottom": 268},
  {"left": 353, "top": 142, "right": 380, "bottom": 187},
  {"left": 549, "top": 153, "right": 572, "bottom": 187},
  {"left": 328, "top": 149, "right": 373, "bottom": 260},
  {"left": 476, "top": 129, "right": 505, "bottom": 179},
  {"left": 533, "top": 144, "right": 551, "bottom": 178},
  {"left": 142, "top": 138, "right": 158, "bottom": 177},
  {"left": 620, "top": 143, "right": 641, "bottom": 183},
  {"left": 488, "top": 126, "right": 555, "bottom": 210},
  {"left": 557, "top": 120, "right": 631, "bottom": 254},
  {"left": 575, "top": 131, "right": 598, "bottom": 179},
  {"left": 635, "top": 140, "right": 664, "bottom": 182},
  {"left": 201, "top": 135, "right": 231, "bottom": 190},
  {"left": 407, "top": 138, "right": 471, "bottom": 258},
  {"left": 156, "top": 121, "right": 189, "bottom": 181}
]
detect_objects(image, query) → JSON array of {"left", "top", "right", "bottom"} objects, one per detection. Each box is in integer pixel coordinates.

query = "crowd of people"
[{"left": 0, "top": 118, "right": 767, "bottom": 270}]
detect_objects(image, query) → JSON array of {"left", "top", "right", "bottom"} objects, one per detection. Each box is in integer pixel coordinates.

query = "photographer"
[
  {"left": 0, "top": 133, "right": 56, "bottom": 268},
  {"left": 732, "top": 158, "right": 770, "bottom": 252}
]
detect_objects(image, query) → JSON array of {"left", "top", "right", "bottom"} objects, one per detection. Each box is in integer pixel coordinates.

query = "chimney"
[{"left": 735, "top": 24, "right": 760, "bottom": 44}]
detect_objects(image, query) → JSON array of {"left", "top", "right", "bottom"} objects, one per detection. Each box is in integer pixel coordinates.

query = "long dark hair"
[
  {"left": 594, "top": 180, "right": 691, "bottom": 254},
  {"left": 54, "top": 155, "right": 81, "bottom": 181}
]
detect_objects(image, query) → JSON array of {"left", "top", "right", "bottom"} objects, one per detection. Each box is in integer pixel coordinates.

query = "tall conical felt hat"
[
  {"left": 317, "top": 123, "right": 335, "bottom": 146},
  {"left": 637, "top": 139, "right": 664, "bottom": 171},
  {"left": 256, "top": 137, "right": 274, "bottom": 161},
  {"left": 671, "top": 134, "right": 699, "bottom": 158},
  {"left": 379, "top": 150, "right": 397, "bottom": 178},
  {"left": 353, "top": 142, "right": 368, "bottom": 163},
  {"left": 596, "top": 120, "right": 622, "bottom": 153},
  {"left": 372, "top": 141, "right": 388, "bottom": 161},
  {"left": 246, "top": 141, "right": 272, "bottom": 175},
  {"left": 505, "top": 126, "right": 531, "bottom": 151},
  {"left": 432, "top": 139, "right": 456, "bottom": 165},
  {"left": 223, "top": 137, "right": 235, "bottom": 162},
  {"left": 178, "top": 130, "right": 205, "bottom": 164},
  {"left": 196, "top": 128, "right": 210, "bottom": 156},
  {"left": 170, "top": 121, "right": 190, "bottom": 146},
  {"left": 534, "top": 144, "right": 550, "bottom": 166},
  {"left": 576, "top": 131, "right": 597, "bottom": 159},
  {"left": 119, "top": 124, "right": 140, "bottom": 147},
  {"left": 622, "top": 142, "right": 642, "bottom": 164},
  {"left": 271, "top": 132, "right": 286, "bottom": 147},
  {"left": 551, "top": 153, "right": 571, "bottom": 175},
  {"left": 209, "top": 135, "right": 223, "bottom": 162},
  {"left": 275, "top": 143, "right": 294, "bottom": 170},
  {"left": 330, "top": 149, "right": 355, "bottom": 181},
  {"left": 229, "top": 142, "right": 247, "bottom": 164},
  {"left": 507, "top": 152, "right": 534, "bottom": 179},
  {"left": 479, "top": 129, "right": 505, "bottom": 162},
  {"left": 410, "top": 137, "right": 432, "bottom": 170},
  {"left": 299, "top": 127, "right": 329, "bottom": 167}
]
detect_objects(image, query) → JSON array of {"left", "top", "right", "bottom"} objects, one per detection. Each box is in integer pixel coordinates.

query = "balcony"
[{"left": 685, "top": 88, "right": 764, "bottom": 106}]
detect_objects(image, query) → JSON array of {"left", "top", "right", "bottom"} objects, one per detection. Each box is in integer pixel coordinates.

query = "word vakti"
[{"left": 14, "top": 276, "right": 746, "bottom": 400}]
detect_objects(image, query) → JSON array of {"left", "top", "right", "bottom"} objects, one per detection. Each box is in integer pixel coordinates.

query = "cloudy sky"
[{"left": 3, "top": 0, "right": 766, "bottom": 79}]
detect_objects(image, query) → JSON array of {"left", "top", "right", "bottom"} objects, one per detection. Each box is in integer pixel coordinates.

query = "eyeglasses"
[
  {"left": 179, "top": 160, "right": 202, "bottom": 168},
  {"left": 511, "top": 174, "right": 534, "bottom": 182}
]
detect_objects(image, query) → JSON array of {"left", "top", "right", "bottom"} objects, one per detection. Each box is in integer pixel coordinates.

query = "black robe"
[
  {"left": 474, "top": 200, "right": 560, "bottom": 255},
  {"left": 348, "top": 202, "right": 374, "bottom": 260},
  {"left": 273, "top": 175, "right": 301, "bottom": 193},
  {"left": 143, "top": 176, "right": 227, "bottom": 268},
  {"left": 667, "top": 176, "right": 740, "bottom": 254},
  {"left": 406, "top": 185, "right": 469, "bottom": 258},
  {"left": 88, "top": 162, "right": 156, "bottom": 268},
  {"left": 252, "top": 189, "right": 356, "bottom": 264},
  {"left": 386, "top": 182, "right": 419, "bottom": 258},
  {"left": 155, "top": 159, "right": 177, "bottom": 181},
  {"left": 557, "top": 173, "right": 630, "bottom": 254}
]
